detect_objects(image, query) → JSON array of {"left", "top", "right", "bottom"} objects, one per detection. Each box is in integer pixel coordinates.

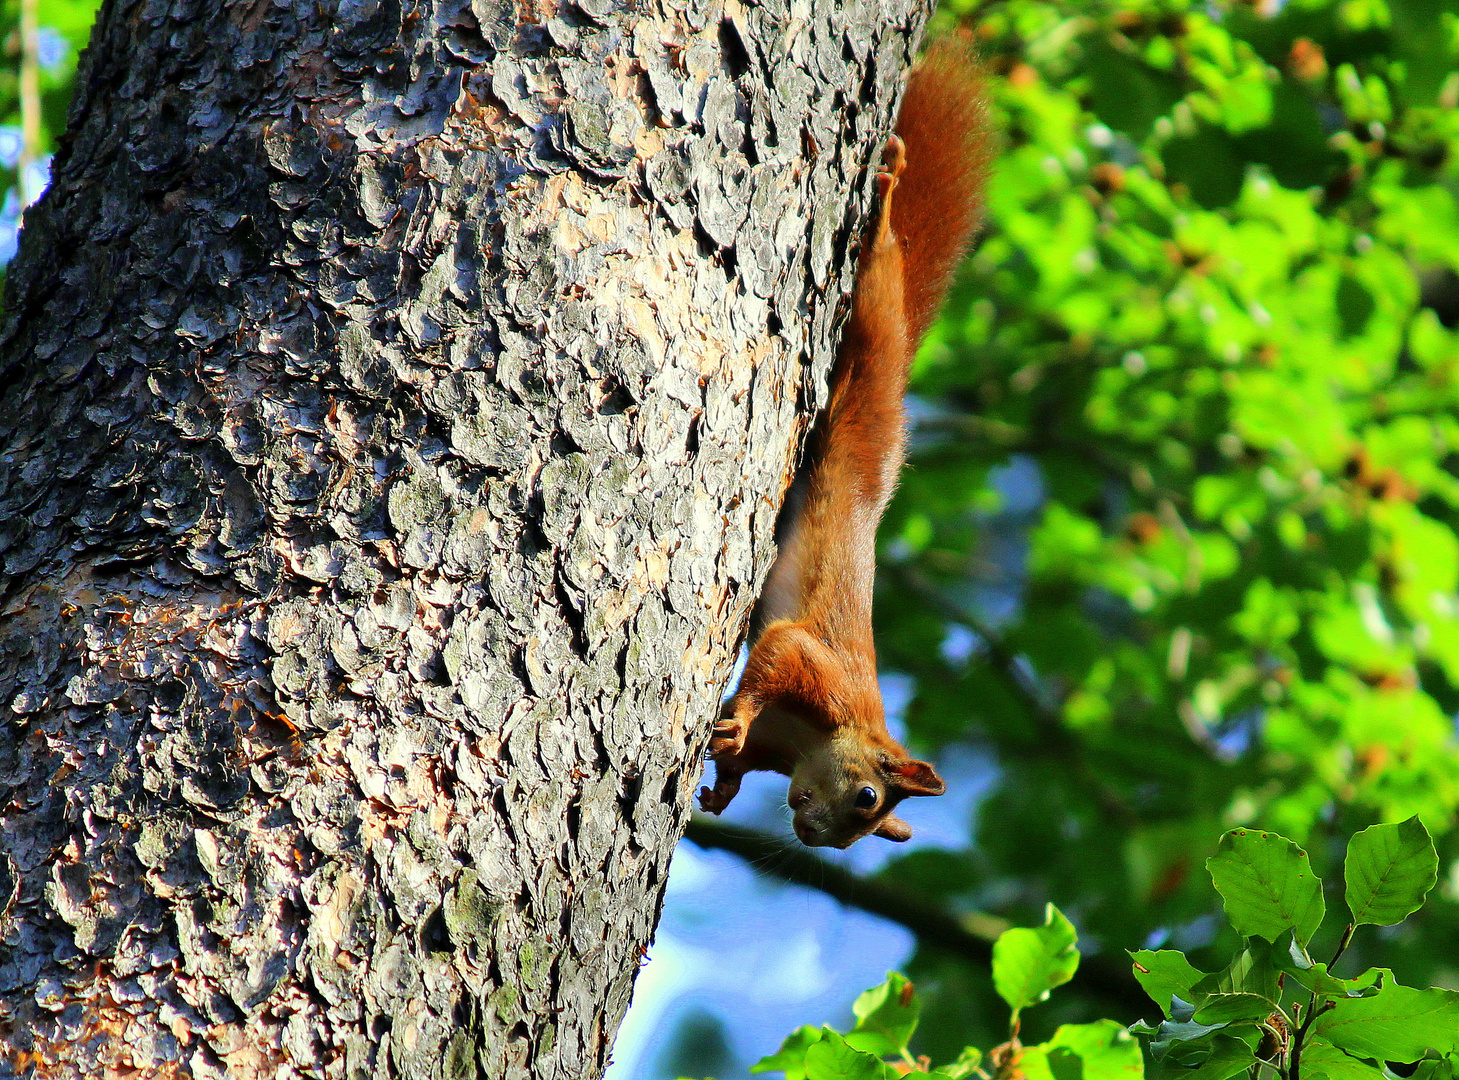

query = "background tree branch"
[{"left": 683, "top": 817, "right": 1151, "bottom": 1019}]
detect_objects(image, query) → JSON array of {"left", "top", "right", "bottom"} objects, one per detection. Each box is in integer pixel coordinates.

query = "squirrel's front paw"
[
  {"left": 697, "top": 771, "right": 743, "bottom": 814},
  {"left": 707, "top": 710, "right": 747, "bottom": 759},
  {"left": 697, "top": 783, "right": 731, "bottom": 814},
  {"left": 881, "top": 133, "right": 907, "bottom": 179}
]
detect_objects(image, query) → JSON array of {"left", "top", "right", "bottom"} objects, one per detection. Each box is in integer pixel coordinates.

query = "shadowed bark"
[{"left": 0, "top": 0, "right": 929, "bottom": 1076}]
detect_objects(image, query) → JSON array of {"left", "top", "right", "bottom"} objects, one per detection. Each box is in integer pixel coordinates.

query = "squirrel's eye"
[{"left": 854, "top": 786, "right": 878, "bottom": 809}]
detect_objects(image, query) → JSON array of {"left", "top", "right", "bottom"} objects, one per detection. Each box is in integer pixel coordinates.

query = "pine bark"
[{"left": 0, "top": 0, "right": 928, "bottom": 1076}]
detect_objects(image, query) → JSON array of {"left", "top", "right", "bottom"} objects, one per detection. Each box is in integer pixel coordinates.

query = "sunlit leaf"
[
  {"left": 752, "top": 1026, "right": 827, "bottom": 1080},
  {"left": 802, "top": 1030, "right": 899, "bottom": 1080},
  {"left": 1206, "top": 829, "right": 1325, "bottom": 945},
  {"left": 1344, "top": 817, "right": 1439, "bottom": 927},
  {"left": 1130, "top": 950, "right": 1207, "bottom": 1018},
  {"left": 845, "top": 973, "right": 919, "bottom": 1057},
  {"left": 992, "top": 904, "right": 1080, "bottom": 1016},
  {"left": 1312, "top": 982, "right": 1459, "bottom": 1060},
  {"left": 1030, "top": 1020, "right": 1144, "bottom": 1079}
]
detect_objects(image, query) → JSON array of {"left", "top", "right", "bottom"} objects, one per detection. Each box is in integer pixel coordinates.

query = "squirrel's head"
[{"left": 787, "top": 728, "right": 944, "bottom": 848}]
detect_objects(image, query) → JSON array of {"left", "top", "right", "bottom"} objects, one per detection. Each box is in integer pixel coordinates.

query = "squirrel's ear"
[
  {"left": 874, "top": 815, "right": 913, "bottom": 842},
  {"left": 884, "top": 758, "right": 945, "bottom": 797}
]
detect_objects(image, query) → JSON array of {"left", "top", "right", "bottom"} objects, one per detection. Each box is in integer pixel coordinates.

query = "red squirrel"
[{"left": 699, "top": 38, "right": 989, "bottom": 848}]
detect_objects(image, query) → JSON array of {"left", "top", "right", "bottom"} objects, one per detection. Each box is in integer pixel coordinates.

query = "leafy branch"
[
  {"left": 1132, "top": 817, "right": 1454, "bottom": 1079},
  {"left": 720, "top": 818, "right": 1459, "bottom": 1080},
  {"left": 735, "top": 905, "right": 1137, "bottom": 1080}
]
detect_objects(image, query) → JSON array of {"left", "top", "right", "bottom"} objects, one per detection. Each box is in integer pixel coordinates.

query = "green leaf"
[
  {"left": 1311, "top": 981, "right": 1459, "bottom": 1060},
  {"left": 1295, "top": 1041, "right": 1386, "bottom": 1078},
  {"left": 1264, "top": 935, "right": 1384, "bottom": 999},
  {"left": 993, "top": 903, "right": 1080, "bottom": 1016},
  {"left": 753, "top": 1026, "right": 827, "bottom": 1079},
  {"left": 1141, "top": 1018, "right": 1229, "bottom": 1061},
  {"left": 1206, "top": 829, "right": 1325, "bottom": 945},
  {"left": 1044, "top": 1020, "right": 1143, "bottom": 1079},
  {"left": 1019, "top": 1045, "right": 1091, "bottom": 1080},
  {"left": 802, "top": 1031, "right": 898, "bottom": 1080},
  {"left": 937, "top": 1047, "right": 983, "bottom": 1080},
  {"left": 1149, "top": 1033, "right": 1256, "bottom": 1079},
  {"left": 1283, "top": 960, "right": 1383, "bottom": 999},
  {"left": 1192, "top": 993, "right": 1276, "bottom": 1025},
  {"left": 1409, "top": 1054, "right": 1459, "bottom": 1080},
  {"left": 1130, "top": 951, "right": 1206, "bottom": 1018},
  {"left": 1194, "top": 945, "right": 1281, "bottom": 1004},
  {"left": 1344, "top": 816, "right": 1439, "bottom": 927},
  {"left": 845, "top": 973, "right": 918, "bottom": 1057}
]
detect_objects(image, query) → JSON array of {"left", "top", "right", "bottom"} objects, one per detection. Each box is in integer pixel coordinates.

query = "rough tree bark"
[{"left": 0, "top": 0, "right": 929, "bottom": 1076}]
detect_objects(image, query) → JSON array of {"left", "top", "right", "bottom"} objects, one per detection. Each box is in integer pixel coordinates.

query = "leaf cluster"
[
  {"left": 1132, "top": 818, "right": 1453, "bottom": 1077},
  {"left": 721, "top": 820, "right": 1454, "bottom": 1080}
]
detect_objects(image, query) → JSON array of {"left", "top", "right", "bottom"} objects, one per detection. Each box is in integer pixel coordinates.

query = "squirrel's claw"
[{"left": 701, "top": 705, "right": 748, "bottom": 813}]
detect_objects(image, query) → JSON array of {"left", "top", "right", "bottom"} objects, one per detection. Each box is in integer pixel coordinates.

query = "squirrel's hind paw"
[
  {"left": 882, "top": 134, "right": 907, "bottom": 177},
  {"left": 874, "top": 135, "right": 907, "bottom": 245}
]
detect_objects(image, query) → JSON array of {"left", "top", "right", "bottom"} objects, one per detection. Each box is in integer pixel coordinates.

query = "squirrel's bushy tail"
[{"left": 892, "top": 32, "right": 991, "bottom": 348}]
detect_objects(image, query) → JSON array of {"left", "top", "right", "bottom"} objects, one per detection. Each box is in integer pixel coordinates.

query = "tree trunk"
[{"left": 0, "top": 0, "right": 927, "bottom": 1076}]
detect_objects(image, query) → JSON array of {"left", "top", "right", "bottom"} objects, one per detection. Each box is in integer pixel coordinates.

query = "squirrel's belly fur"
[{"left": 700, "top": 35, "right": 990, "bottom": 849}]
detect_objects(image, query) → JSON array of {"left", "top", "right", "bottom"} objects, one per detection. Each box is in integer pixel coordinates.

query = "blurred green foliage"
[
  {"left": 873, "top": 0, "right": 1459, "bottom": 1061},
  {"left": 0, "top": 1, "right": 98, "bottom": 146},
  {"left": 0, "top": 0, "right": 100, "bottom": 275}
]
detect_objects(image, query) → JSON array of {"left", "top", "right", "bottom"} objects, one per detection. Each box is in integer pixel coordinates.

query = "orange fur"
[
  {"left": 892, "top": 34, "right": 991, "bottom": 347},
  {"left": 699, "top": 40, "right": 989, "bottom": 848}
]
